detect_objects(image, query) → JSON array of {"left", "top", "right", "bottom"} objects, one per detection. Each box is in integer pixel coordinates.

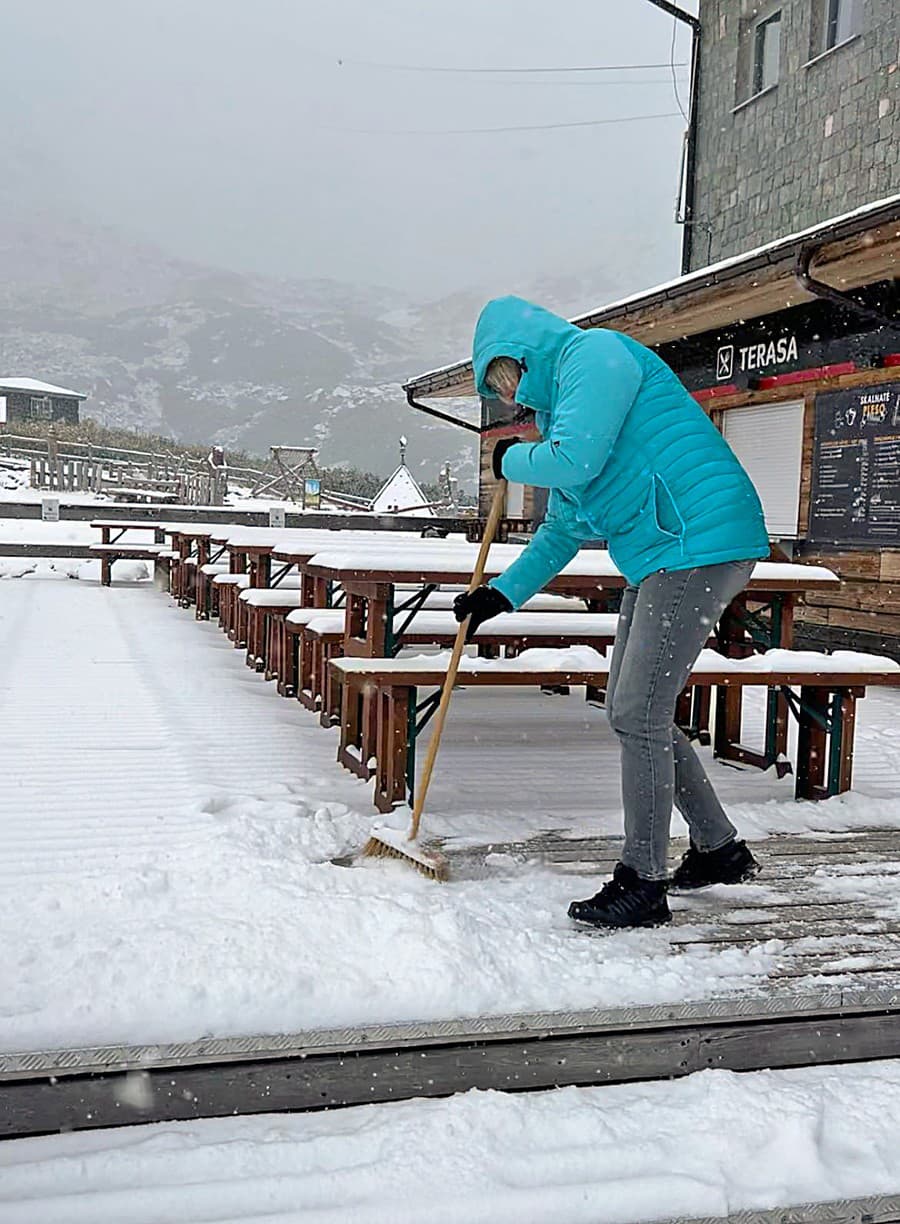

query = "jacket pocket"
[
  {"left": 608, "top": 474, "right": 685, "bottom": 552},
  {"left": 651, "top": 474, "right": 685, "bottom": 540}
]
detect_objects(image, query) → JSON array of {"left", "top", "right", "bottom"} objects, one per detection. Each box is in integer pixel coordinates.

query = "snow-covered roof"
[
  {"left": 0, "top": 377, "right": 87, "bottom": 399},
  {"left": 372, "top": 464, "right": 435, "bottom": 518},
  {"left": 405, "top": 192, "right": 900, "bottom": 400}
]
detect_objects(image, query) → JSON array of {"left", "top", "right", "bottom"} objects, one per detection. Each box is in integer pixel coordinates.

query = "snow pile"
[
  {"left": 2, "top": 1062, "right": 900, "bottom": 1223},
  {"left": 0, "top": 461, "right": 30, "bottom": 494}
]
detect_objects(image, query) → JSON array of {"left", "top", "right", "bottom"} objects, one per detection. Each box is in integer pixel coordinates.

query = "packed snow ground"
[
  {"left": 3, "top": 1062, "right": 900, "bottom": 1223},
  {"left": 3, "top": 576, "right": 900, "bottom": 1056}
]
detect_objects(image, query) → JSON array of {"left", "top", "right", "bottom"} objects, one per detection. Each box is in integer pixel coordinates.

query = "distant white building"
[
  {"left": 0, "top": 378, "right": 87, "bottom": 426},
  {"left": 371, "top": 438, "right": 435, "bottom": 518}
]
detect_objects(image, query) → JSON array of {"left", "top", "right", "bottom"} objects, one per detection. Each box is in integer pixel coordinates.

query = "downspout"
[
  {"left": 795, "top": 243, "right": 899, "bottom": 330},
  {"left": 404, "top": 387, "right": 483, "bottom": 434},
  {"left": 641, "top": 0, "right": 702, "bottom": 274}
]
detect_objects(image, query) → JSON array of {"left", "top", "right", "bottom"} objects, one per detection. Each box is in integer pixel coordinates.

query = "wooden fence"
[{"left": 1, "top": 435, "right": 233, "bottom": 506}]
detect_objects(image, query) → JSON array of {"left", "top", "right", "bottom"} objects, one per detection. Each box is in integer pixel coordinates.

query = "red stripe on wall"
[
  {"left": 753, "top": 362, "right": 857, "bottom": 389},
  {"left": 691, "top": 384, "right": 739, "bottom": 402}
]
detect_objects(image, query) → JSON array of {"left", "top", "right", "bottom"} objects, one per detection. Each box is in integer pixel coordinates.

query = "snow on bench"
[
  {"left": 212, "top": 574, "right": 251, "bottom": 587},
  {"left": 296, "top": 611, "right": 621, "bottom": 640},
  {"left": 393, "top": 590, "right": 590, "bottom": 612},
  {"left": 239, "top": 588, "right": 307, "bottom": 608},
  {"left": 332, "top": 645, "right": 900, "bottom": 682}
]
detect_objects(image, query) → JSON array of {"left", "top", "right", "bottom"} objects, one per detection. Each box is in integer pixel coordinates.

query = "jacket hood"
[{"left": 472, "top": 296, "right": 580, "bottom": 413}]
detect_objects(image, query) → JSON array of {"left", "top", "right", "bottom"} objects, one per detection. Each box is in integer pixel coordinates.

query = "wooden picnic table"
[
  {"left": 295, "top": 544, "right": 840, "bottom": 777},
  {"left": 208, "top": 529, "right": 434, "bottom": 641},
  {"left": 299, "top": 547, "right": 838, "bottom": 653}
]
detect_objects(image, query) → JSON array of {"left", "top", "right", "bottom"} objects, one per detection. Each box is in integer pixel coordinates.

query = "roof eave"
[{"left": 404, "top": 193, "right": 900, "bottom": 402}]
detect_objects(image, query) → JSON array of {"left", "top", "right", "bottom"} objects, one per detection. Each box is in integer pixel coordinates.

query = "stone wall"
[{"left": 690, "top": 0, "right": 899, "bottom": 269}]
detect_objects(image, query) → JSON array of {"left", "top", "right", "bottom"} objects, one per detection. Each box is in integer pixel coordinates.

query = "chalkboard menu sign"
[{"left": 809, "top": 382, "right": 900, "bottom": 545}]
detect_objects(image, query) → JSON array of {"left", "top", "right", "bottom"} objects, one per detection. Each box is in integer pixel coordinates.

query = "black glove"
[
  {"left": 453, "top": 585, "right": 513, "bottom": 641},
  {"left": 492, "top": 436, "right": 524, "bottom": 481}
]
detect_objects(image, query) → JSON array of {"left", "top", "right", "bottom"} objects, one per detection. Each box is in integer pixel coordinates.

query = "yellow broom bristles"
[{"left": 361, "top": 832, "right": 450, "bottom": 881}]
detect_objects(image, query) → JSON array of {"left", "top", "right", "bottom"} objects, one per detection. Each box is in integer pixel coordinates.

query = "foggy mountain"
[{"left": 0, "top": 189, "right": 650, "bottom": 486}]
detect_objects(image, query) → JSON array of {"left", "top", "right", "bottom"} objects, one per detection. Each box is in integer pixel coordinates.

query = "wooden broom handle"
[{"left": 409, "top": 480, "right": 507, "bottom": 840}]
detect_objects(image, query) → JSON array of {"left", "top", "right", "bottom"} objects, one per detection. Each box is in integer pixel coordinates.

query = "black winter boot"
[
  {"left": 568, "top": 863, "right": 671, "bottom": 930},
  {"left": 668, "top": 838, "right": 760, "bottom": 891}
]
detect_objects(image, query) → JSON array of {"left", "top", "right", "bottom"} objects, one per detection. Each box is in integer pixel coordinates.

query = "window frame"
[
  {"left": 752, "top": 9, "right": 782, "bottom": 96},
  {"left": 806, "top": 0, "right": 858, "bottom": 64},
  {"left": 825, "top": 0, "right": 854, "bottom": 51},
  {"left": 734, "top": 4, "right": 783, "bottom": 109},
  {"left": 29, "top": 396, "right": 53, "bottom": 420}
]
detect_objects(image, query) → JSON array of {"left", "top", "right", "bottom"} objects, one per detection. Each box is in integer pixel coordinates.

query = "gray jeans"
[{"left": 606, "top": 560, "right": 755, "bottom": 881}]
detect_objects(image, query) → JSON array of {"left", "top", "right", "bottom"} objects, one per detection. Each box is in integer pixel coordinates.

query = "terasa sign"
[
  {"left": 738, "top": 335, "right": 799, "bottom": 373},
  {"left": 716, "top": 335, "right": 799, "bottom": 381},
  {"left": 654, "top": 281, "right": 897, "bottom": 394}
]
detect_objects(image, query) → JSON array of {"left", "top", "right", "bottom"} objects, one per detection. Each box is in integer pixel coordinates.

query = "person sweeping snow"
[{"left": 454, "top": 296, "right": 770, "bottom": 931}]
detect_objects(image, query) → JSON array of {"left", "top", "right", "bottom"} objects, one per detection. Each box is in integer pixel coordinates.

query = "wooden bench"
[
  {"left": 238, "top": 587, "right": 308, "bottom": 672},
  {"left": 196, "top": 562, "right": 230, "bottom": 620},
  {"left": 213, "top": 573, "right": 250, "bottom": 640},
  {"left": 295, "top": 610, "right": 621, "bottom": 735},
  {"left": 88, "top": 543, "right": 164, "bottom": 586},
  {"left": 330, "top": 647, "right": 900, "bottom": 813},
  {"left": 281, "top": 596, "right": 599, "bottom": 707}
]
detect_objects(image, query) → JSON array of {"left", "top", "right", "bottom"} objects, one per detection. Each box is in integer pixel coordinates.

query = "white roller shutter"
[
  {"left": 506, "top": 481, "right": 525, "bottom": 517},
  {"left": 722, "top": 400, "right": 804, "bottom": 538}
]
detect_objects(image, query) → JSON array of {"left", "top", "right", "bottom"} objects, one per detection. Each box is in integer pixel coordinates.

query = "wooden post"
[
  {"left": 713, "top": 680, "right": 743, "bottom": 760},
  {"left": 374, "top": 684, "right": 410, "bottom": 813},
  {"left": 338, "top": 680, "right": 371, "bottom": 779},
  {"left": 830, "top": 688, "right": 861, "bottom": 795},
  {"left": 795, "top": 686, "right": 828, "bottom": 800}
]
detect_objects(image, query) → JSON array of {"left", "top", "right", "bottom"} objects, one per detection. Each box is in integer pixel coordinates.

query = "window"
[
  {"left": 29, "top": 396, "right": 53, "bottom": 420},
  {"left": 753, "top": 11, "right": 782, "bottom": 94},
  {"left": 826, "top": 0, "right": 854, "bottom": 46},
  {"left": 809, "top": 0, "right": 857, "bottom": 59},
  {"left": 735, "top": 7, "right": 782, "bottom": 106}
]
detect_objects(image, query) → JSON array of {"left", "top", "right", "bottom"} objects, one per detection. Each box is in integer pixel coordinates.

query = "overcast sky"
[{"left": 2, "top": 0, "right": 697, "bottom": 300}]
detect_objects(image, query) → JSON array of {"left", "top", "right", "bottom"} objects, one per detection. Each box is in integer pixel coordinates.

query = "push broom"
[{"left": 361, "top": 479, "right": 507, "bottom": 880}]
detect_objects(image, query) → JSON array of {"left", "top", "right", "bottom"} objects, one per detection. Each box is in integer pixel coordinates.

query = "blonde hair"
[{"left": 484, "top": 356, "right": 521, "bottom": 399}]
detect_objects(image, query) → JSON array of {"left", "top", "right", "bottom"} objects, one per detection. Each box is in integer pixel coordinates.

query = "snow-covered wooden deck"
[{"left": 2, "top": 576, "right": 900, "bottom": 1090}]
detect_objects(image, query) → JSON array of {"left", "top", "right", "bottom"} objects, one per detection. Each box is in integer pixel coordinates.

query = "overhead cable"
[
  {"left": 335, "top": 57, "right": 690, "bottom": 75},
  {"left": 325, "top": 111, "right": 682, "bottom": 136}
]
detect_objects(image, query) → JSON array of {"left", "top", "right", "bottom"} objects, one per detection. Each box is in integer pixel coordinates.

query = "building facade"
[
  {"left": 0, "top": 379, "right": 86, "bottom": 426},
  {"left": 690, "top": 0, "right": 899, "bottom": 269},
  {"left": 404, "top": 197, "right": 900, "bottom": 654}
]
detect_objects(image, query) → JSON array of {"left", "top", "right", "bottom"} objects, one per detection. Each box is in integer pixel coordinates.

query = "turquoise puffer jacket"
[{"left": 474, "top": 296, "right": 769, "bottom": 607}]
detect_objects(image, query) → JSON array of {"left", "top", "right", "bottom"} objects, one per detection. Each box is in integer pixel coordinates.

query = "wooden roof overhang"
[{"left": 403, "top": 195, "right": 900, "bottom": 420}]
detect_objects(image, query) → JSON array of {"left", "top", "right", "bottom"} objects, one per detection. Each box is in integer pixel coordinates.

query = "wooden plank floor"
[
  {"left": 446, "top": 828, "right": 900, "bottom": 992},
  {"left": 4, "top": 827, "right": 899, "bottom": 1139}
]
